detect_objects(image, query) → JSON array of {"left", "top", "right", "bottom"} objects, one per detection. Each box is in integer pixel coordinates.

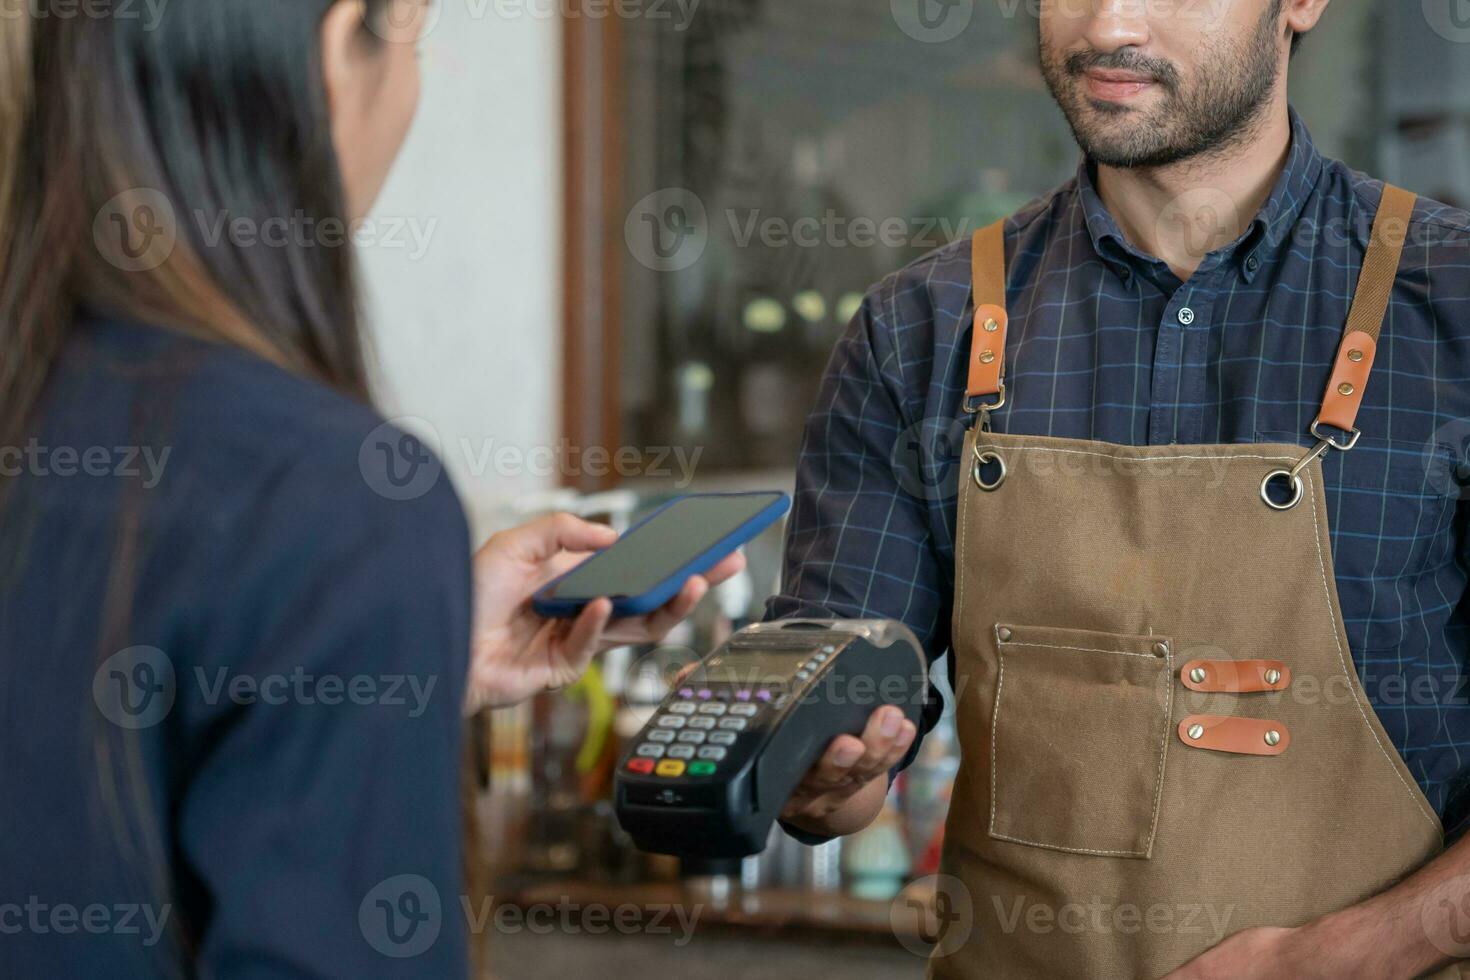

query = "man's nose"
[{"left": 1073, "top": 0, "right": 1152, "bottom": 54}]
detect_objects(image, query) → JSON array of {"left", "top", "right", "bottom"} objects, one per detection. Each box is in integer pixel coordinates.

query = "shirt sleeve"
[
  {"left": 763, "top": 292, "right": 952, "bottom": 840},
  {"left": 177, "top": 449, "right": 472, "bottom": 979}
]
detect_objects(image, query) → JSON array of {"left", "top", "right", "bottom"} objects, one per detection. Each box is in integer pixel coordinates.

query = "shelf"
[{"left": 495, "top": 878, "right": 935, "bottom": 944}]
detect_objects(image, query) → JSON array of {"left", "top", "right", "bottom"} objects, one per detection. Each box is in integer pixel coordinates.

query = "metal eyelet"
[
  {"left": 1260, "top": 469, "right": 1305, "bottom": 511},
  {"left": 972, "top": 449, "right": 1006, "bottom": 492}
]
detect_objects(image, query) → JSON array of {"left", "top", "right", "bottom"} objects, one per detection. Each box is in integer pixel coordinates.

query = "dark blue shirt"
[
  {"left": 766, "top": 111, "right": 1470, "bottom": 836},
  {"left": 0, "top": 316, "right": 472, "bottom": 977}
]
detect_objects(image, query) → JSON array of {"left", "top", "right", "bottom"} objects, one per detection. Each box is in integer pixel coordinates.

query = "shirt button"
[
  {"left": 1246, "top": 255, "right": 1260, "bottom": 273},
  {"left": 1178, "top": 307, "right": 1196, "bottom": 326}
]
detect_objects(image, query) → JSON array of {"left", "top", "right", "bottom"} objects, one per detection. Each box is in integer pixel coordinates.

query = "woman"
[{"left": 0, "top": 2, "right": 739, "bottom": 976}]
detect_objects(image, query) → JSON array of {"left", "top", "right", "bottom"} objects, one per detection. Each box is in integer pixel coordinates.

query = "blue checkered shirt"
[{"left": 765, "top": 111, "right": 1470, "bottom": 837}]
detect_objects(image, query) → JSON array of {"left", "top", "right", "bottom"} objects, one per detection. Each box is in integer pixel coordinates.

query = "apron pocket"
[{"left": 988, "top": 623, "right": 1173, "bottom": 859}]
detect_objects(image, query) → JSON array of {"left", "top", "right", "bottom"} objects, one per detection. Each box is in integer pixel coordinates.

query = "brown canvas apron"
[{"left": 934, "top": 185, "right": 1460, "bottom": 979}]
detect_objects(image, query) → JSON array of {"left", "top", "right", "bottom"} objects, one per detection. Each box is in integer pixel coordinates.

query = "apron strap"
[
  {"left": 964, "top": 218, "right": 1009, "bottom": 409},
  {"left": 1315, "top": 184, "right": 1417, "bottom": 438}
]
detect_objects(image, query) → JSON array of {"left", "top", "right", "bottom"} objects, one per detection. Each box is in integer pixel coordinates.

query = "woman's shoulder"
[{"left": 57, "top": 313, "right": 469, "bottom": 547}]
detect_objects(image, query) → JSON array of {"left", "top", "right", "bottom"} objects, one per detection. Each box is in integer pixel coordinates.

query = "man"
[{"left": 768, "top": 0, "right": 1470, "bottom": 976}]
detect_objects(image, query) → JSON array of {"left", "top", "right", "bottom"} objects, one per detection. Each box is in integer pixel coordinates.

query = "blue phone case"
[{"left": 531, "top": 491, "right": 790, "bottom": 619}]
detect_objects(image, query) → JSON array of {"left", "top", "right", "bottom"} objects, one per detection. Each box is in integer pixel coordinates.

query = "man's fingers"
[{"left": 802, "top": 734, "right": 870, "bottom": 791}]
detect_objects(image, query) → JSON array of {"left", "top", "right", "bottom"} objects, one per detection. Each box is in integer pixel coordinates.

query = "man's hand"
[
  {"left": 465, "top": 513, "right": 746, "bottom": 712},
  {"left": 1161, "top": 926, "right": 1317, "bottom": 980},
  {"left": 779, "top": 704, "right": 917, "bottom": 838}
]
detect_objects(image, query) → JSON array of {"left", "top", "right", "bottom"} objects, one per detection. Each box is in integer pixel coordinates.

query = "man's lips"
[{"left": 1082, "top": 68, "right": 1158, "bottom": 102}]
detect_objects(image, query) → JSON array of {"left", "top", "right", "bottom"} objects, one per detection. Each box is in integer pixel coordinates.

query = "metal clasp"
[
  {"left": 1309, "top": 419, "right": 1361, "bottom": 451},
  {"left": 1260, "top": 436, "right": 1339, "bottom": 511},
  {"left": 962, "top": 385, "right": 1006, "bottom": 431}
]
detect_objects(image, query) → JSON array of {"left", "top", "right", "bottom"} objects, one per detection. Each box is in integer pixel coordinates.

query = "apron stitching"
[
  {"left": 987, "top": 627, "right": 1173, "bottom": 859},
  {"left": 1304, "top": 469, "right": 1443, "bottom": 832},
  {"left": 999, "top": 641, "right": 1161, "bottom": 659},
  {"left": 981, "top": 444, "right": 1299, "bottom": 465}
]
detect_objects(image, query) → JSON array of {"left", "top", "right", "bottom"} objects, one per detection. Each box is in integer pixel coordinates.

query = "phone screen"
[{"left": 549, "top": 494, "right": 781, "bottom": 599}]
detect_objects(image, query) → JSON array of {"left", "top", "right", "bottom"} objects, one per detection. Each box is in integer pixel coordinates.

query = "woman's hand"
[{"left": 465, "top": 512, "right": 747, "bottom": 712}]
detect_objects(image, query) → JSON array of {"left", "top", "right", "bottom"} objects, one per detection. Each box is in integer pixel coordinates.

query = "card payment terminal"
[{"left": 614, "top": 619, "right": 928, "bottom": 858}]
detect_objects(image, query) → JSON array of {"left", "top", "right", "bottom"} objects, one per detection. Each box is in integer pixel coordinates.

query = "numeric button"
[{"left": 717, "top": 717, "right": 747, "bottom": 731}]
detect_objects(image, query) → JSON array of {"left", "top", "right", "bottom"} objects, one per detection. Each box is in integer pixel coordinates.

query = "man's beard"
[{"left": 1038, "top": 4, "right": 1283, "bottom": 169}]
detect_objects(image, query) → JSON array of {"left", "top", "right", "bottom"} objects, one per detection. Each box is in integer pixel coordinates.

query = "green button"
[{"left": 688, "top": 761, "right": 717, "bottom": 776}]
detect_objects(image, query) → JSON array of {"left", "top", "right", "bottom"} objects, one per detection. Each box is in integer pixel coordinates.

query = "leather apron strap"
[
  {"left": 964, "top": 218, "right": 1009, "bottom": 411},
  {"left": 1315, "top": 184, "right": 1417, "bottom": 439},
  {"left": 963, "top": 186, "right": 1418, "bottom": 443}
]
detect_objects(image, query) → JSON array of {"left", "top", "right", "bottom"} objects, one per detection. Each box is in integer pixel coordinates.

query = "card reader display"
[{"left": 614, "top": 619, "right": 927, "bottom": 858}]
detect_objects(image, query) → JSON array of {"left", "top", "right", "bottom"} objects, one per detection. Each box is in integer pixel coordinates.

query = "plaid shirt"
[{"left": 766, "top": 111, "right": 1470, "bottom": 837}]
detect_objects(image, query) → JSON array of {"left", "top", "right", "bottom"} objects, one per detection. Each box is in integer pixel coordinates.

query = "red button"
[{"left": 626, "top": 758, "right": 656, "bottom": 774}]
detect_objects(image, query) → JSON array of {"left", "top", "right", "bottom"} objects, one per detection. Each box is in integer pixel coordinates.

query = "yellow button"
[{"left": 655, "top": 760, "right": 686, "bottom": 777}]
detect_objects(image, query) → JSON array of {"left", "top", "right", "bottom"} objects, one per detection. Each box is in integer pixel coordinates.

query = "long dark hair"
[
  {"left": 1, "top": 1, "right": 482, "bottom": 972},
  {"left": 0, "top": 0, "right": 377, "bottom": 428}
]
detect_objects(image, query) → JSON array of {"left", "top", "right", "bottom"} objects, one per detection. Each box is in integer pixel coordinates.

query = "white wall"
[{"left": 358, "top": 4, "right": 563, "bottom": 542}]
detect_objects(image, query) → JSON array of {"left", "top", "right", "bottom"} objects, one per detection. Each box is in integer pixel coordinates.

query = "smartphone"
[{"left": 532, "top": 491, "right": 790, "bottom": 618}]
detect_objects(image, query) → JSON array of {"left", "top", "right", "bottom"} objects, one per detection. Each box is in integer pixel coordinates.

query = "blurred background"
[{"left": 353, "top": 1, "right": 1470, "bottom": 975}]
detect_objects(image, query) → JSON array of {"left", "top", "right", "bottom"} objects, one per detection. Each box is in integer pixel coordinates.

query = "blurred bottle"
[
  {"left": 900, "top": 712, "right": 958, "bottom": 877},
  {"left": 842, "top": 795, "right": 911, "bottom": 901}
]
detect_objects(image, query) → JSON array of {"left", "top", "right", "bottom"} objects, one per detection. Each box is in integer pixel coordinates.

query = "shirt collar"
[{"left": 1076, "top": 107, "right": 1324, "bottom": 285}]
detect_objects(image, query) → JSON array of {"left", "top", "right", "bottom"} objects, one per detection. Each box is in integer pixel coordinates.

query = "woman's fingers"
[
  {"left": 497, "top": 512, "right": 618, "bottom": 564},
  {"left": 702, "top": 550, "right": 747, "bottom": 587},
  {"left": 600, "top": 575, "right": 709, "bottom": 646},
  {"left": 554, "top": 598, "right": 613, "bottom": 682}
]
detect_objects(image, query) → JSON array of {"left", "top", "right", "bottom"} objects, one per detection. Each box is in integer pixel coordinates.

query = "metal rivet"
[
  {"left": 983, "top": 318, "right": 999, "bottom": 333},
  {"left": 1264, "top": 668, "right": 1281, "bottom": 685},
  {"left": 1187, "top": 724, "right": 1205, "bottom": 740},
  {"left": 1347, "top": 349, "right": 1364, "bottom": 362},
  {"left": 979, "top": 349, "right": 996, "bottom": 364},
  {"left": 1189, "top": 667, "right": 1206, "bottom": 684},
  {"left": 1153, "top": 642, "right": 1169, "bottom": 657},
  {"left": 997, "top": 627, "right": 1012, "bottom": 642},
  {"left": 1264, "top": 730, "right": 1281, "bottom": 747},
  {"left": 1337, "top": 382, "right": 1355, "bottom": 396}
]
